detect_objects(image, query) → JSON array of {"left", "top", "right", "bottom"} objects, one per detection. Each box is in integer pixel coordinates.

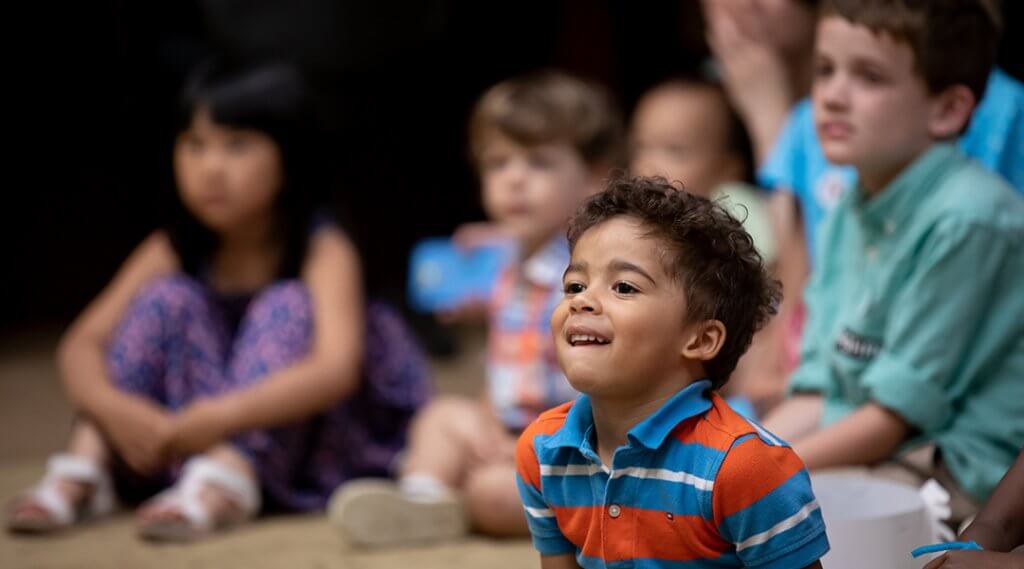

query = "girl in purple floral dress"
[{"left": 5, "top": 60, "right": 431, "bottom": 540}]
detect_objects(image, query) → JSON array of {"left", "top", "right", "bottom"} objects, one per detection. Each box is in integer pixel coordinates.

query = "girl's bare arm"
[
  {"left": 58, "top": 231, "right": 178, "bottom": 415},
  {"left": 206, "top": 227, "right": 367, "bottom": 435}
]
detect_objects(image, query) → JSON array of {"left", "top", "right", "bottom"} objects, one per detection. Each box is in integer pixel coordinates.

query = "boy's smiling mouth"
[{"left": 565, "top": 323, "right": 612, "bottom": 346}]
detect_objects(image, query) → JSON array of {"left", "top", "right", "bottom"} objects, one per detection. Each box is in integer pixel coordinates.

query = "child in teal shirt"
[{"left": 762, "top": 0, "right": 1024, "bottom": 522}]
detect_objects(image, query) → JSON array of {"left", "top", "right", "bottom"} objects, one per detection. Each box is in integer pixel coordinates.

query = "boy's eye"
[
  {"left": 857, "top": 69, "right": 885, "bottom": 84},
  {"left": 182, "top": 134, "right": 204, "bottom": 151},
  {"left": 613, "top": 282, "right": 637, "bottom": 294},
  {"left": 226, "top": 136, "right": 250, "bottom": 152},
  {"left": 564, "top": 282, "right": 585, "bottom": 294},
  {"left": 528, "top": 155, "right": 553, "bottom": 169},
  {"left": 482, "top": 155, "right": 507, "bottom": 171},
  {"left": 664, "top": 144, "right": 689, "bottom": 159}
]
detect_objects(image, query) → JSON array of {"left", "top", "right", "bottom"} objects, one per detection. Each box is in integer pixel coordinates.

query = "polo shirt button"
[{"left": 608, "top": 504, "right": 621, "bottom": 518}]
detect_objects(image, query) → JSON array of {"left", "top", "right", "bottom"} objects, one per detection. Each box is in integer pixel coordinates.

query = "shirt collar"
[
  {"left": 853, "top": 143, "right": 959, "bottom": 233},
  {"left": 543, "top": 380, "right": 714, "bottom": 452},
  {"left": 520, "top": 236, "right": 570, "bottom": 288}
]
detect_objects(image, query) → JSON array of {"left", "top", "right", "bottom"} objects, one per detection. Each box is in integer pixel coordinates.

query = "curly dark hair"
[{"left": 567, "top": 176, "right": 781, "bottom": 389}]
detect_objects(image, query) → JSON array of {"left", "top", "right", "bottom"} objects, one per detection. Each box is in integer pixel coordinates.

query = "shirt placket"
[{"left": 600, "top": 447, "right": 642, "bottom": 568}]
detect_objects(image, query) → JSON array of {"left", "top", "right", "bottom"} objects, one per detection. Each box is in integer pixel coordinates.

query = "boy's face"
[
  {"left": 630, "top": 84, "right": 743, "bottom": 197},
  {"left": 552, "top": 217, "right": 692, "bottom": 401},
  {"left": 812, "top": 16, "right": 935, "bottom": 179},
  {"left": 480, "top": 134, "right": 597, "bottom": 249}
]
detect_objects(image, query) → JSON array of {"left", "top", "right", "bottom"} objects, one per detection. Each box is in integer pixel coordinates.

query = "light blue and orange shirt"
[
  {"left": 516, "top": 380, "right": 829, "bottom": 568},
  {"left": 488, "top": 236, "right": 577, "bottom": 430}
]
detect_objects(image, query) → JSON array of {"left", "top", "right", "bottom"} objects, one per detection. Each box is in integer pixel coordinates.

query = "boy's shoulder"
[
  {"left": 517, "top": 401, "right": 576, "bottom": 450},
  {"left": 923, "top": 152, "right": 1024, "bottom": 237},
  {"left": 531, "top": 401, "right": 575, "bottom": 428},
  {"left": 693, "top": 393, "right": 786, "bottom": 450},
  {"left": 834, "top": 145, "right": 1024, "bottom": 238}
]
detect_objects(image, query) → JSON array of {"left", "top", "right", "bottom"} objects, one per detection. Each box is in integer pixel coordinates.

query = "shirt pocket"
[{"left": 828, "top": 291, "right": 889, "bottom": 402}]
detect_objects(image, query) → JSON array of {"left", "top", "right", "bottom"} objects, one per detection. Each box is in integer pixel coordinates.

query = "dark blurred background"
[{"left": 3, "top": 0, "right": 1021, "bottom": 339}]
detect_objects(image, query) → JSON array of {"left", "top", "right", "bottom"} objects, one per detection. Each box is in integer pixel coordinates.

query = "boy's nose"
[
  {"left": 503, "top": 163, "right": 528, "bottom": 188},
  {"left": 569, "top": 293, "right": 600, "bottom": 314},
  {"left": 818, "top": 76, "right": 850, "bottom": 110}
]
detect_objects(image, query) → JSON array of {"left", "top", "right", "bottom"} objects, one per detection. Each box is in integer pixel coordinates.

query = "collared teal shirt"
[{"left": 790, "top": 143, "right": 1024, "bottom": 501}]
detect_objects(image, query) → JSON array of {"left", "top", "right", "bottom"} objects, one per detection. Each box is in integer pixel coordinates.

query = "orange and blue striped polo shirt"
[{"left": 515, "top": 380, "right": 829, "bottom": 568}]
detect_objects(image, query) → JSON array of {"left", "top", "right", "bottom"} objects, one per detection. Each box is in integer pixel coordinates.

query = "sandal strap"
[
  {"left": 175, "top": 456, "right": 261, "bottom": 530},
  {"left": 27, "top": 453, "right": 114, "bottom": 526},
  {"left": 45, "top": 454, "right": 104, "bottom": 485},
  {"left": 31, "top": 483, "right": 74, "bottom": 526}
]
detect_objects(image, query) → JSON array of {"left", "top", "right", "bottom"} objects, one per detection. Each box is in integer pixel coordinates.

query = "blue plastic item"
[
  {"left": 407, "top": 237, "right": 512, "bottom": 313},
  {"left": 910, "top": 541, "right": 983, "bottom": 558}
]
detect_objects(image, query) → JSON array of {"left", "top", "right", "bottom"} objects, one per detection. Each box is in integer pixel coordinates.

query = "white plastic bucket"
[{"left": 812, "top": 472, "right": 939, "bottom": 569}]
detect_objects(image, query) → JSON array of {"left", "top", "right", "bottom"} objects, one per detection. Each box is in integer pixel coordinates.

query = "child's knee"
[
  {"left": 465, "top": 465, "right": 518, "bottom": 505},
  {"left": 463, "top": 465, "right": 523, "bottom": 531},
  {"left": 132, "top": 274, "right": 208, "bottom": 318},
  {"left": 413, "top": 396, "right": 484, "bottom": 433}
]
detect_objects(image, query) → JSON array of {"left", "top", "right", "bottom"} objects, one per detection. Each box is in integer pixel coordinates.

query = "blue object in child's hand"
[
  {"left": 910, "top": 541, "right": 983, "bottom": 558},
  {"left": 408, "top": 237, "right": 512, "bottom": 313}
]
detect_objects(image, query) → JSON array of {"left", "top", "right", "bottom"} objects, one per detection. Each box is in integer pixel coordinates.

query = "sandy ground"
[{"left": 0, "top": 326, "right": 537, "bottom": 569}]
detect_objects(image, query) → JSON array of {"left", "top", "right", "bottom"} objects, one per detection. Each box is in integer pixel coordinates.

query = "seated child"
[
  {"left": 630, "top": 77, "right": 776, "bottom": 266},
  {"left": 5, "top": 60, "right": 431, "bottom": 540},
  {"left": 516, "top": 176, "right": 829, "bottom": 569},
  {"left": 330, "top": 71, "right": 624, "bottom": 546},
  {"left": 922, "top": 447, "right": 1024, "bottom": 568},
  {"left": 630, "top": 77, "right": 787, "bottom": 410},
  {"left": 762, "top": 0, "right": 1024, "bottom": 523}
]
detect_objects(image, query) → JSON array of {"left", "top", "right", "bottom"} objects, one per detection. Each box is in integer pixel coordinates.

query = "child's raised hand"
[
  {"left": 702, "top": 0, "right": 793, "bottom": 161},
  {"left": 922, "top": 550, "right": 1024, "bottom": 569}
]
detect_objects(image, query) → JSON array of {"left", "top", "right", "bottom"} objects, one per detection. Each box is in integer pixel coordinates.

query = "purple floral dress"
[{"left": 106, "top": 274, "right": 431, "bottom": 511}]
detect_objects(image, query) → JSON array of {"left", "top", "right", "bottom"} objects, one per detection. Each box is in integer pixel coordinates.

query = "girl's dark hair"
[
  {"left": 166, "top": 59, "right": 326, "bottom": 279},
  {"left": 568, "top": 176, "right": 782, "bottom": 389}
]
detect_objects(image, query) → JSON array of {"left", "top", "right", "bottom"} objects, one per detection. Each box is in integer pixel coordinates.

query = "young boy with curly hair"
[{"left": 516, "top": 177, "right": 829, "bottom": 569}]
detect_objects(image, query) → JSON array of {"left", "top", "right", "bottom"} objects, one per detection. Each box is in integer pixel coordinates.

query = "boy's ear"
[
  {"left": 681, "top": 320, "right": 727, "bottom": 362},
  {"left": 928, "top": 85, "right": 976, "bottom": 140}
]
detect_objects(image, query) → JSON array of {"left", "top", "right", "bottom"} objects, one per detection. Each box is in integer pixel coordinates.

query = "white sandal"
[
  {"left": 6, "top": 453, "right": 115, "bottom": 533},
  {"left": 137, "top": 456, "right": 261, "bottom": 542}
]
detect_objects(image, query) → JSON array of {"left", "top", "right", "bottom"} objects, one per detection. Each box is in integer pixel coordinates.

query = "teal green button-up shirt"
[{"left": 789, "top": 143, "right": 1024, "bottom": 501}]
